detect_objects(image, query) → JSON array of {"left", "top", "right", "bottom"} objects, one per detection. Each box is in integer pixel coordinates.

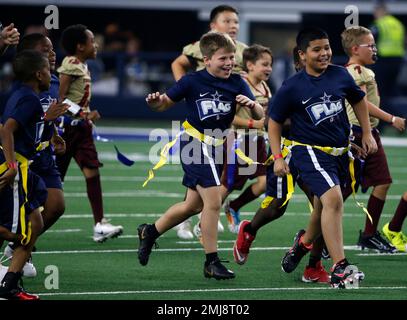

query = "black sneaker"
[
  {"left": 281, "top": 229, "right": 311, "bottom": 273},
  {"left": 137, "top": 224, "right": 158, "bottom": 266},
  {"left": 357, "top": 230, "right": 397, "bottom": 253},
  {"left": 330, "top": 259, "right": 365, "bottom": 289},
  {"left": 204, "top": 259, "right": 235, "bottom": 280}
]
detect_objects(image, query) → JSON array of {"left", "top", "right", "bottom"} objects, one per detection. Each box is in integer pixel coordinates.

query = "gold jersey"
[
  {"left": 57, "top": 56, "right": 92, "bottom": 113},
  {"left": 232, "top": 79, "right": 271, "bottom": 134},
  {"left": 345, "top": 63, "right": 380, "bottom": 128},
  {"left": 182, "top": 39, "right": 247, "bottom": 73}
]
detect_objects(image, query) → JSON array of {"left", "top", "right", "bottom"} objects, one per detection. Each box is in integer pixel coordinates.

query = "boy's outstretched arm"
[
  {"left": 0, "top": 119, "right": 18, "bottom": 192},
  {"left": 146, "top": 92, "right": 175, "bottom": 112},
  {"left": 351, "top": 98, "right": 378, "bottom": 154}
]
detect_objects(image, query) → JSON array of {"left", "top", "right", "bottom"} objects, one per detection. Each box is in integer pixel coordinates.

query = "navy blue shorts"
[
  {"left": 30, "top": 147, "right": 63, "bottom": 189},
  {"left": 0, "top": 168, "right": 47, "bottom": 236},
  {"left": 265, "top": 151, "right": 300, "bottom": 199},
  {"left": 291, "top": 145, "right": 349, "bottom": 198},
  {"left": 180, "top": 133, "right": 223, "bottom": 190}
]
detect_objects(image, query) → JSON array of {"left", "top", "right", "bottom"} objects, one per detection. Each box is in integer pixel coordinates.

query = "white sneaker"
[
  {"left": 3, "top": 244, "right": 37, "bottom": 277},
  {"left": 93, "top": 218, "right": 123, "bottom": 242},
  {"left": 176, "top": 220, "right": 194, "bottom": 240}
]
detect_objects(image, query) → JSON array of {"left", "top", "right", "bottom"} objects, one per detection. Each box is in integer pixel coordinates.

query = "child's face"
[
  {"left": 210, "top": 11, "right": 239, "bottom": 41},
  {"left": 247, "top": 53, "right": 273, "bottom": 81},
  {"left": 301, "top": 38, "right": 332, "bottom": 74},
  {"left": 81, "top": 30, "right": 98, "bottom": 60},
  {"left": 355, "top": 33, "right": 377, "bottom": 65},
  {"left": 38, "top": 60, "right": 51, "bottom": 91},
  {"left": 34, "top": 37, "right": 56, "bottom": 71},
  {"left": 204, "top": 47, "right": 235, "bottom": 79}
]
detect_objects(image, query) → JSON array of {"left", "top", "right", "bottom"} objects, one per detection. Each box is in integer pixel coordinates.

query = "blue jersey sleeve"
[
  {"left": 342, "top": 68, "right": 366, "bottom": 105},
  {"left": 166, "top": 75, "right": 190, "bottom": 102},
  {"left": 8, "top": 95, "right": 42, "bottom": 127},
  {"left": 268, "top": 81, "right": 292, "bottom": 123}
]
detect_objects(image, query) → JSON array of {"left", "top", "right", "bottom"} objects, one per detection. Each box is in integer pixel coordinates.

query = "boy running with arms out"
[
  {"left": 269, "top": 28, "right": 377, "bottom": 288},
  {"left": 138, "top": 32, "right": 263, "bottom": 279}
]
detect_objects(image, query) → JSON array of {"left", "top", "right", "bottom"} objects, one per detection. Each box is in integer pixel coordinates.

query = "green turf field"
[{"left": 14, "top": 138, "right": 407, "bottom": 300}]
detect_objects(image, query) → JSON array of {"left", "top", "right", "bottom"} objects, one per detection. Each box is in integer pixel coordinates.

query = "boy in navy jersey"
[
  {"left": 2, "top": 34, "right": 69, "bottom": 277},
  {"left": 138, "top": 32, "right": 263, "bottom": 279},
  {"left": 0, "top": 50, "right": 63, "bottom": 299},
  {"left": 268, "top": 28, "right": 377, "bottom": 288}
]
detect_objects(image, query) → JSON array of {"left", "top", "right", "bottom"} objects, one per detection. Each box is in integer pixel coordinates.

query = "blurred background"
[{"left": 1, "top": 0, "right": 407, "bottom": 126}]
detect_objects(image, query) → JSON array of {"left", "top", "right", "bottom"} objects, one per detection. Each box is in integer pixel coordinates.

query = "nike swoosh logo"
[
  {"left": 302, "top": 98, "right": 312, "bottom": 104},
  {"left": 200, "top": 92, "right": 209, "bottom": 97}
]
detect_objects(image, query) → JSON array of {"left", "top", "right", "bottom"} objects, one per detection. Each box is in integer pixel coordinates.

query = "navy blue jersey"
[
  {"left": 268, "top": 64, "right": 365, "bottom": 147},
  {"left": 166, "top": 69, "right": 255, "bottom": 133},
  {"left": 1, "top": 85, "right": 44, "bottom": 159},
  {"left": 39, "top": 74, "right": 59, "bottom": 141}
]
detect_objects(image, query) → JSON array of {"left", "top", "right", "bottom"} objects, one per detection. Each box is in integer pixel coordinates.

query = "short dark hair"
[
  {"left": 296, "top": 27, "right": 329, "bottom": 51},
  {"left": 242, "top": 44, "right": 273, "bottom": 72},
  {"left": 13, "top": 49, "right": 48, "bottom": 82},
  {"left": 292, "top": 46, "right": 302, "bottom": 71},
  {"left": 61, "top": 24, "right": 88, "bottom": 55},
  {"left": 200, "top": 32, "right": 236, "bottom": 59},
  {"left": 210, "top": 5, "right": 238, "bottom": 23},
  {"left": 16, "top": 33, "right": 46, "bottom": 53}
]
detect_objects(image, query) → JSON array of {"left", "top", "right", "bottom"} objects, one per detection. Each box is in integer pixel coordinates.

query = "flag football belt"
[
  {"left": 290, "top": 140, "right": 372, "bottom": 224},
  {"left": 143, "top": 120, "right": 225, "bottom": 187},
  {"left": 36, "top": 141, "right": 50, "bottom": 152},
  {"left": 0, "top": 147, "right": 32, "bottom": 245}
]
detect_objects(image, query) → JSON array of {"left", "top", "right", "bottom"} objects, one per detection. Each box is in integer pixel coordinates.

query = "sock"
[
  {"left": 364, "top": 194, "right": 385, "bottom": 236},
  {"left": 149, "top": 224, "right": 160, "bottom": 239},
  {"left": 307, "top": 255, "right": 321, "bottom": 268},
  {"left": 389, "top": 197, "right": 407, "bottom": 232},
  {"left": 86, "top": 175, "right": 104, "bottom": 224},
  {"left": 243, "top": 222, "right": 257, "bottom": 237},
  {"left": 333, "top": 258, "right": 348, "bottom": 270},
  {"left": 1, "top": 272, "right": 21, "bottom": 290},
  {"left": 205, "top": 252, "right": 218, "bottom": 264},
  {"left": 229, "top": 185, "right": 257, "bottom": 212}
]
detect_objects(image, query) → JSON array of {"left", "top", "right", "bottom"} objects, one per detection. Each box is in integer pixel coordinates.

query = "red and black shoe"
[
  {"left": 281, "top": 229, "right": 312, "bottom": 273},
  {"left": 233, "top": 220, "right": 255, "bottom": 265}
]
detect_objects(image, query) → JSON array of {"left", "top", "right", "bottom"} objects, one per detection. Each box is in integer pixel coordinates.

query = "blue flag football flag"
[{"left": 114, "top": 145, "right": 135, "bottom": 166}]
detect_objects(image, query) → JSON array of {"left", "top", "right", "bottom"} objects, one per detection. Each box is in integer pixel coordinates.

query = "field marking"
[
  {"left": 45, "top": 229, "right": 82, "bottom": 233},
  {"left": 61, "top": 191, "right": 405, "bottom": 201},
  {"left": 37, "top": 285, "right": 407, "bottom": 297},
  {"left": 32, "top": 245, "right": 367, "bottom": 255},
  {"left": 59, "top": 212, "right": 398, "bottom": 219},
  {"left": 356, "top": 252, "right": 407, "bottom": 256}
]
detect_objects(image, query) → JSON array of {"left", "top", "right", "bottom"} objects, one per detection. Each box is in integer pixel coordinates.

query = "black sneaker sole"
[{"left": 204, "top": 270, "right": 236, "bottom": 280}]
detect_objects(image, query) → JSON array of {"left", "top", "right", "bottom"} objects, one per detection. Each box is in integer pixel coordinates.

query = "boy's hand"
[
  {"left": 236, "top": 94, "right": 255, "bottom": 109},
  {"left": 146, "top": 92, "right": 162, "bottom": 107},
  {"left": 273, "top": 158, "right": 290, "bottom": 177},
  {"left": 253, "top": 118, "right": 265, "bottom": 129},
  {"left": 45, "top": 100, "right": 69, "bottom": 121},
  {"left": 87, "top": 110, "right": 101, "bottom": 122},
  {"left": 1, "top": 23, "right": 20, "bottom": 46},
  {"left": 350, "top": 142, "right": 367, "bottom": 159},
  {"left": 391, "top": 116, "right": 406, "bottom": 132},
  {"left": 51, "top": 135, "right": 66, "bottom": 155},
  {"left": 361, "top": 133, "right": 378, "bottom": 155},
  {"left": 0, "top": 168, "right": 17, "bottom": 193}
]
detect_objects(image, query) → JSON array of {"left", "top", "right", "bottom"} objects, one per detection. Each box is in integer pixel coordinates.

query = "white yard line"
[{"left": 37, "top": 285, "right": 407, "bottom": 297}]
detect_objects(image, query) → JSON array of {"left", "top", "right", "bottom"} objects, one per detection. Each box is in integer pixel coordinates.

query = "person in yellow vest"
[
  {"left": 371, "top": 1, "right": 406, "bottom": 109},
  {"left": 171, "top": 5, "right": 248, "bottom": 239}
]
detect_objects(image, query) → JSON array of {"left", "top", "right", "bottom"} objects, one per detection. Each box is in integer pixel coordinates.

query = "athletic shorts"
[
  {"left": 56, "top": 120, "right": 102, "bottom": 179},
  {"left": 180, "top": 133, "right": 223, "bottom": 190},
  {"left": 221, "top": 133, "right": 267, "bottom": 191},
  {"left": 30, "top": 147, "right": 62, "bottom": 189},
  {"left": 291, "top": 145, "right": 349, "bottom": 198}
]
